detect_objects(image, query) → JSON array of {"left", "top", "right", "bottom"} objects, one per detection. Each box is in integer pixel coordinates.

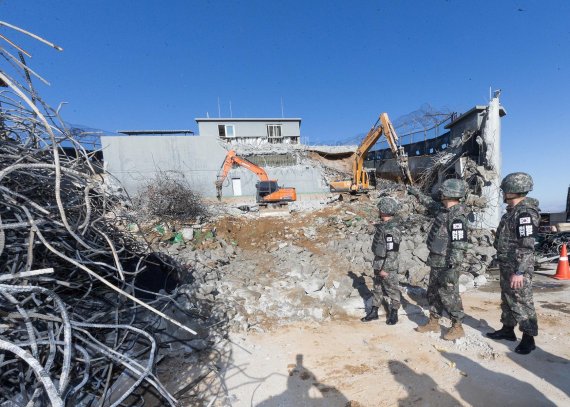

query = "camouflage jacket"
[
  {"left": 426, "top": 203, "right": 471, "bottom": 270},
  {"left": 494, "top": 197, "right": 540, "bottom": 275},
  {"left": 371, "top": 217, "right": 401, "bottom": 272}
]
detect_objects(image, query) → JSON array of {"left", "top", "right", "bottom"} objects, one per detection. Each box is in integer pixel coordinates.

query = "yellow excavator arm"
[
  {"left": 330, "top": 112, "right": 413, "bottom": 193},
  {"left": 380, "top": 113, "right": 413, "bottom": 186}
]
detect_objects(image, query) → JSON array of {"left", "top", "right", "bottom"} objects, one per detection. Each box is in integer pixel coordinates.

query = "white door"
[{"left": 232, "top": 178, "right": 242, "bottom": 196}]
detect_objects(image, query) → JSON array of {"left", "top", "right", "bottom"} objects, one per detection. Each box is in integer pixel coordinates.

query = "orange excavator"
[
  {"left": 215, "top": 150, "right": 297, "bottom": 204},
  {"left": 329, "top": 112, "right": 413, "bottom": 193}
]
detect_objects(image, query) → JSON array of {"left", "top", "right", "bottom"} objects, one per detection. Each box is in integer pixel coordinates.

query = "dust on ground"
[
  {"left": 163, "top": 273, "right": 570, "bottom": 406},
  {"left": 219, "top": 277, "right": 570, "bottom": 406}
]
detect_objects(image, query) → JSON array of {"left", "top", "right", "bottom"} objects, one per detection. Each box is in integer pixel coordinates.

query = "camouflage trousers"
[
  {"left": 427, "top": 267, "right": 464, "bottom": 322},
  {"left": 372, "top": 269, "right": 401, "bottom": 310},
  {"left": 498, "top": 261, "right": 538, "bottom": 336}
]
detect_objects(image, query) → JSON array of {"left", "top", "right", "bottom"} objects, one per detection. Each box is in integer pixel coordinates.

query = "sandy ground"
[{"left": 213, "top": 272, "right": 570, "bottom": 407}]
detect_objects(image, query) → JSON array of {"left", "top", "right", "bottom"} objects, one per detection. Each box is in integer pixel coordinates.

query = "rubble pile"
[
  {"left": 162, "top": 181, "right": 496, "bottom": 332},
  {"left": 416, "top": 129, "right": 498, "bottom": 208},
  {"left": 226, "top": 140, "right": 356, "bottom": 189}
]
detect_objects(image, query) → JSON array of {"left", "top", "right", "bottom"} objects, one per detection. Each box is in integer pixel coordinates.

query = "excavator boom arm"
[
  {"left": 344, "top": 112, "right": 412, "bottom": 191},
  {"left": 354, "top": 115, "right": 384, "bottom": 159},
  {"left": 380, "top": 113, "right": 413, "bottom": 185},
  {"left": 380, "top": 113, "right": 399, "bottom": 153},
  {"left": 215, "top": 150, "right": 270, "bottom": 200},
  {"left": 215, "top": 150, "right": 237, "bottom": 190},
  {"left": 232, "top": 156, "right": 269, "bottom": 181},
  {"left": 352, "top": 114, "right": 386, "bottom": 186}
]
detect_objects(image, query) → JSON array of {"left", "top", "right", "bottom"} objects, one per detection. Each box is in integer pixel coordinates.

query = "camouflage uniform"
[
  {"left": 371, "top": 217, "right": 402, "bottom": 310},
  {"left": 494, "top": 196, "right": 540, "bottom": 336},
  {"left": 409, "top": 180, "right": 471, "bottom": 325},
  {"left": 426, "top": 202, "right": 470, "bottom": 323}
]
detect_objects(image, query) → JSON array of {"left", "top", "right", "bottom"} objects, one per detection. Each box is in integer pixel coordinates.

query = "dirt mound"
[{"left": 213, "top": 205, "right": 362, "bottom": 253}]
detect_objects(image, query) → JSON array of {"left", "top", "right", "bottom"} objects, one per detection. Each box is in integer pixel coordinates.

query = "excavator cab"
[
  {"left": 256, "top": 180, "right": 279, "bottom": 200},
  {"left": 256, "top": 180, "right": 296, "bottom": 204}
]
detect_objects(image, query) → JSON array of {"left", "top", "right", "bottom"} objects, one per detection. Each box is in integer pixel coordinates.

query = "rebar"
[{"left": 0, "top": 21, "right": 204, "bottom": 406}]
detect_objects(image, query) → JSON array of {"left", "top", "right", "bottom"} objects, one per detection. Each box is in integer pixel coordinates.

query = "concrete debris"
[
  {"left": 158, "top": 178, "right": 498, "bottom": 334},
  {"left": 450, "top": 333, "right": 500, "bottom": 360},
  {"left": 224, "top": 140, "right": 357, "bottom": 191},
  {"left": 228, "top": 141, "right": 357, "bottom": 156}
]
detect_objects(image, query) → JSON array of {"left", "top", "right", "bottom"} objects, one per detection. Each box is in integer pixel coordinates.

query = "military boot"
[
  {"left": 415, "top": 316, "right": 440, "bottom": 333},
  {"left": 444, "top": 321, "right": 465, "bottom": 341},
  {"left": 486, "top": 325, "right": 517, "bottom": 341},
  {"left": 361, "top": 306, "right": 379, "bottom": 322},
  {"left": 514, "top": 333, "right": 536, "bottom": 355},
  {"left": 386, "top": 308, "right": 398, "bottom": 325}
]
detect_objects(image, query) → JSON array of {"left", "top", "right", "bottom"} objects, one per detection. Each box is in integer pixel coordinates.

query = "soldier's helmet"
[
  {"left": 377, "top": 197, "right": 398, "bottom": 215},
  {"left": 439, "top": 179, "right": 467, "bottom": 199},
  {"left": 500, "top": 172, "right": 533, "bottom": 194}
]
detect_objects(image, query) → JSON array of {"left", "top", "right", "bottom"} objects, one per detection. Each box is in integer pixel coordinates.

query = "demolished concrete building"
[
  {"left": 103, "top": 95, "right": 506, "bottom": 228},
  {"left": 365, "top": 94, "right": 506, "bottom": 228}
]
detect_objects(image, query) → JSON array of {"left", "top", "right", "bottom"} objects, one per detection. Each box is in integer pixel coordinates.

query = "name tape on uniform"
[
  {"left": 385, "top": 234, "right": 398, "bottom": 251},
  {"left": 451, "top": 220, "right": 467, "bottom": 242},
  {"left": 517, "top": 212, "right": 536, "bottom": 238}
]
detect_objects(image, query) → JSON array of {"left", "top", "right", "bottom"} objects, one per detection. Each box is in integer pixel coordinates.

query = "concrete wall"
[
  {"left": 217, "top": 165, "right": 328, "bottom": 199},
  {"left": 447, "top": 111, "right": 484, "bottom": 140},
  {"left": 197, "top": 119, "right": 300, "bottom": 140},
  {"left": 101, "top": 135, "right": 328, "bottom": 199},
  {"left": 477, "top": 96, "right": 503, "bottom": 229},
  {"left": 101, "top": 135, "right": 227, "bottom": 197}
]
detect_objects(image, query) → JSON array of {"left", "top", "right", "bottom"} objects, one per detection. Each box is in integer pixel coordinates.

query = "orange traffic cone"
[{"left": 553, "top": 243, "right": 570, "bottom": 280}]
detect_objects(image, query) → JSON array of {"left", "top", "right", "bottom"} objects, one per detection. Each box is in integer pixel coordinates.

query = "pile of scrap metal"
[
  {"left": 0, "top": 22, "right": 198, "bottom": 406},
  {"left": 535, "top": 231, "right": 570, "bottom": 265}
]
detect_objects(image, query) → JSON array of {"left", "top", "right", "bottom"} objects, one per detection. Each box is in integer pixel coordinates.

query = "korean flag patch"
[
  {"left": 517, "top": 212, "right": 536, "bottom": 238},
  {"left": 385, "top": 234, "right": 399, "bottom": 251},
  {"left": 450, "top": 219, "right": 467, "bottom": 242}
]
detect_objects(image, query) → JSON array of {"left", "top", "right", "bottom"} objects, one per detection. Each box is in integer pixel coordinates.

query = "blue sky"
[{"left": 1, "top": 0, "right": 569, "bottom": 210}]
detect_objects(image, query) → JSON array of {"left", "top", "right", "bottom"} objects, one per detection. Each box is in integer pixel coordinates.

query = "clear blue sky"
[{"left": 1, "top": 0, "right": 569, "bottom": 210}]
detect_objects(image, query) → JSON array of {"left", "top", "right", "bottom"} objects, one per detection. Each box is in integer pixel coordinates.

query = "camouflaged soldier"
[
  {"left": 411, "top": 179, "right": 471, "bottom": 340},
  {"left": 361, "top": 197, "right": 402, "bottom": 325},
  {"left": 487, "top": 172, "right": 539, "bottom": 355}
]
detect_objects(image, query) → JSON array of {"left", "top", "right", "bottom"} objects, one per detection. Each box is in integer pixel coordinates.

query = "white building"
[{"left": 195, "top": 118, "right": 301, "bottom": 144}]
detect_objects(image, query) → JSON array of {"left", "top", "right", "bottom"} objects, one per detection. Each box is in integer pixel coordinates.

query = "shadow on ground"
[
  {"left": 256, "top": 354, "right": 350, "bottom": 407},
  {"left": 508, "top": 347, "right": 570, "bottom": 399},
  {"left": 444, "top": 352, "right": 558, "bottom": 406},
  {"left": 389, "top": 360, "right": 462, "bottom": 406}
]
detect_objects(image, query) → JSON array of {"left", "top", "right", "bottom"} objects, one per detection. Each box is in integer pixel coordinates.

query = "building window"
[
  {"left": 218, "top": 124, "right": 235, "bottom": 138},
  {"left": 267, "top": 125, "right": 282, "bottom": 139},
  {"left": 226, "top": 125, "right": 235, "bottom": 137}
]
